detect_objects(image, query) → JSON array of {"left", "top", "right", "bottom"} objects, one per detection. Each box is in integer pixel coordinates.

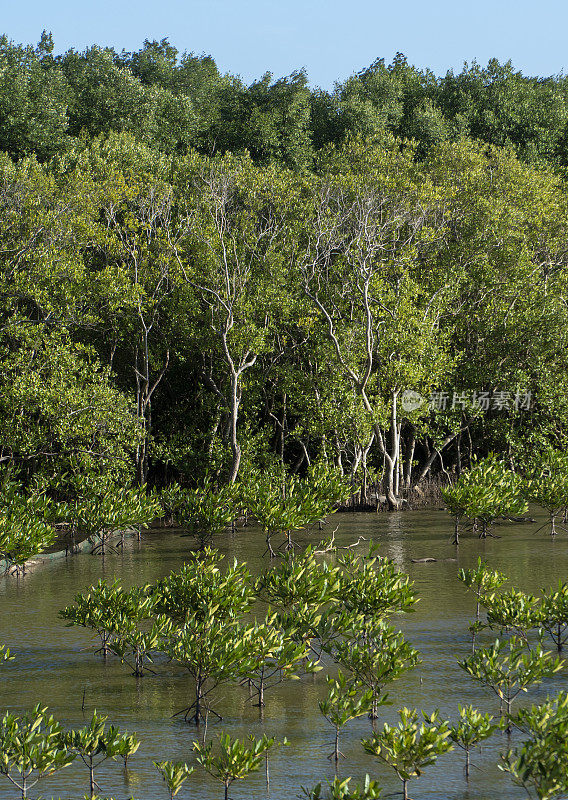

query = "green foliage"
[
  {"left": 154, "top": 760, "right": 194, "bottom": 800},
  {"left": 0, "top": 644, "right": 13, "bottom": 662},
  {"left": 362, "top": 708, "right": 453, "bottom": 800},
  {"left": 303, "top": 775, "right": 382, "bottom": 800},
  {"left": 161, "top": 479, "right": 239, "bottom": 546},
  {"left": 319, "top": 670, "right": 373, "bottom": 762},
  {"left": 109, "top": 613, "right": 172, "bottom": 677},
  {"left": 500, "top": 692, "right": 568, "bottom": 799},
  {"left": 458, "top": 637, "right": 563, "bottom": 731},
  {"left": 332, "top": 618, "right": 421, "bottom": 719},
  {"left": 338, "top": 545, "right": 417, "bottom": 621},
  {"left": 244, "top": 469, "right": 325, "bottom": 554},
  {"left": 449, "top": 705, "right": 500, "bottom": 777},
  {"left": 57, "top": 480, "right": 160, "bottom": 555},
  {"left": 256, "top": 546, "right": 341, "bottom": 616},
  {"left": 0, "top": 330, "right": 142, "bottom": 486},
  {"left": 523, "top": 447, "right": 568, "bottom": 534},
  {"left": 458, "top": 558, "right": 508, "bottom": 606},
  {"left": 0, "top": 704, "right": 75, "bottom": 799},
  {"left": 0, "top": 486, "right": 55, "bottom": 573},
  {"left": 163, "top": 611, "right": 259, "bottom": 723},
  {"left": 458, "top": 557, "right": 507, "bottom": 643},
  {"left": 482, "top": 587, "right": 542, "bottom": 640},
  {"left": 442, "top": 456, "right": 528, "bottom": 539},
  {"left": 60, "top": 579, "right": 153, "bottom": 656},
  {"left": 65, "top": 711, "right": 140, "bottom": 800},
  {"left": 153, "top": 548, "right": 254, "bottom": 623},
  {"left": 194, "top": 732, "right": 279, "bottom": 800},
  {"left": 241, "top": 614, "right": 320, "bottom": 706},
  {"left": 539, "top": 581, "right": 568, "bottom": 652}
]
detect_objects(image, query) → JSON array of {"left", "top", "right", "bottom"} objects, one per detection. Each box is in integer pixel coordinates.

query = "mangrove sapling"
[
  {"left": 154, "top": 760, "right": 194, "bottom": 799},
  {"left": 158, "top": 482, "right": 186, "bottom": 527},
  {"left": 0, "top": 644, "right": 13, "bottom": 662},
  {"left": 522, "top": 447, "right": 568, "bottom": 536},
  {"left": 449, "top": 705, "right": 500, "bottom": 779},
  {"left": 60, "top": 581, "right": 122, "bottom": 657},
  {"left": 441, "top": 480, "right": 479, "bottom": 545},
  {"left": 65, "top": 711, "right": 140, "bottom": 800},
  {"left": 500, "top": 693, "right": 568, "bottom": 799},
  {"left": 458, "top": 637, "right": 564, "bottom": 733},
  {"left": 153, "top": 548, "right": 254, "bottom": 624},
  {"left": 338, "top": 545, "right": 416, "bottom": 622},
  {"left": 70, "top": 483, "right": 159, "bottom": 555},
  {"left": 109, "top": 613, "right": 173, "bottom": 677},
  {"left": 256, "top": 547, "right": 341, "bottom": 655},
  {"left": 362, "top": 708, "right": 453, "bottom": 800},
  {"left": 319, "top": 671, "right": 373, "bottom": 763},
  {"left": 193, "top": 732, "right": 279, "bottom": 800},
  {"left": 458, "top": 558, "right": 507, "bottom": 651},
  {"left": 242, "top": 615, "right": 320, "bottom": 707},
  {"left": 539, "top": 581, "right": 568, "bottom": 652},
  {"left": 245, "top": 471, "right": 312, "bottom": 555},
  {"left": 164, "top": 612, "right": 260, "bottom": 724},
  {"left": 303, "top": 775, "right": 383, "bottom": 799},
  {"left": 514, "top": 689, "right": 568, "bottom": 737},
  {"left": 294, "top": 463, "right": 352, "bottom": 533},
  {"left": 0, "top": 490, "right": 55, "bottom": 576},
  {"left": 458, "top": 456, "right": 528, "bottom": 539},
  {"left": 0, "top": 704, "right": 75, "bottom": 800},
  {"left": 332, "top": 619, "right": 421, "bottom": 720},
  {"left": 482, "top": 587, "right": 542, "bottom": 643},
  {"left": 256, "top": 546, "right": 341, "bottom": 613},
  {"left": 315, "top": 608, "right": 369, "bottom": 660},
  {"left": 441, "top": 457, "right": 525, "bottom": 542},
  {"left": 60, "top": 580, "right": 154, "bottom": 657},
  {"left": 167, "top": 479, "right": 239, "bottom": 548}
]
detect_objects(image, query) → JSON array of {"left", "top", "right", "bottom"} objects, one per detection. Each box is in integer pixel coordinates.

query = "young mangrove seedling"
[
  {"left": 332, "top": 618, "right": 420, "bottom": 720},
  {"left": 242, "top": 614, "right": 320, "bottom": 707},
  {"left": 0, "top": 704, "right": 75, "bottom": 800},
  {"left": 482, "top": 586, "right": 542, "bottom": 643},
  {"left": 154, "top": 760, "right": 194, "bottom": 799},
  {"left": 303, "top": 774, "right": 383, "bottom": 799},
  {"left": 319, "top": 670, "right": 373, "bottom": 763},
  {"left": 458, "top": 637, "right": 563, "bottom": 733},
  {"left": 338, "top": 544, "right": 417, "bottom": 623},
  {"left": 194, "top": 732, "right": 280, "bottom": 800},
  {"left": 164, "top": 611, "right": 260, "bottom": 724},
  {"left": 449, "top": 704, "right": 500, "bottom": 778},
  {"left": 362, "top": 707, "right": 453, "bottom": 800},
  {"left": 500, "top": 692, "right": 568, "bottom": 799},
  {"left": 65, "top": 710, "right": 140, "bottom": 799},
  {"left": 539, "top": 581, "right": 568, "bottom": 652},
  {"left": 458, "top": 558, "right": 507, "bottom": 651}
]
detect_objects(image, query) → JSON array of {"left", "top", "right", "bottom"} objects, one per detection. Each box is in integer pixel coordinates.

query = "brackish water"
[{"left": 0, "top": 510, "right": 565, "bottom": 800}]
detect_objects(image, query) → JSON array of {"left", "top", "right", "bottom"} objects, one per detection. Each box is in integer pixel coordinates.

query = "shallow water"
[{"left": 0, "top": 509, "right": 566, "bottom": 800}]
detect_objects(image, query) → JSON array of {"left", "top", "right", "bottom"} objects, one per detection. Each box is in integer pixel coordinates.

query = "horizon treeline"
[
  {"left": 2, "top": 32, "right": 568, "bottom": 503},
  {"left": 4, "top": 32, "right": 568, "bottom": 169}
]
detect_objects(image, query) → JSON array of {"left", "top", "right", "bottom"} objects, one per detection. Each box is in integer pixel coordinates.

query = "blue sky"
[{"left": 2, "top": 0, "right": 566, "bottom": 88}]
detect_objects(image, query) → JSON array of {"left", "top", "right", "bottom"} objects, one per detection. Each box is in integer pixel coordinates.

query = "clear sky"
[{"left": 2, "top": 0, "right": 567, "bottom": 89}]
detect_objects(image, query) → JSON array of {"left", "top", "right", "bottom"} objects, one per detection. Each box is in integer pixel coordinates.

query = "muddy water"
[{"left": 0, "top": 510, "right": 565, "bottom": 799}]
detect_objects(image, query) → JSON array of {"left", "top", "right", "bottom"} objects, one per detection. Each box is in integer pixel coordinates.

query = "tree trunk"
[
  {"left": 453, "top": 515, "right": 460, "bottom": 546},
  {"left": 412, "top": 430, "right": 462, "bottom": 487},
  {"left": 228, "top": 373, "right": 241, "bottom": 484},
  {"left": 334, "top": 728, "right": 340, "bottom": 763},
  {"left": 404, "top": 433, "right": 416, "bottom": 489}
]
